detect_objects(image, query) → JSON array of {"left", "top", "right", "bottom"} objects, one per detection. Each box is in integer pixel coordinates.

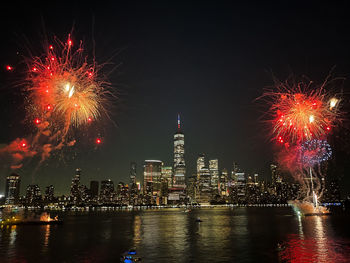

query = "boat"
[
  {"left": 195, "top": 217, "right": 202, "bottom": 222},
  {"left": 120, "top": 249, "right": 141, "bottom": 262}
]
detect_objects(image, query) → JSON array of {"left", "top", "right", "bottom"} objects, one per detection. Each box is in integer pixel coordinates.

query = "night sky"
[{"left": 1, "top": 1, "right": 350, "bottom": 195}]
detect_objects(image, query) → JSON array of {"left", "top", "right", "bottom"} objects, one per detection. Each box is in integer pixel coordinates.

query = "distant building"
[
  {"left": 173, "top": 114, "right": 186, "bottom": 189},
  {"left": 161, "top": 166, "right": 173, "bottom": 188},
  {"left": 70, "top": 168, "right": 81, "bottom": 202},
  {"left": 26, "top": 184, "right": 42, "bottom": 206},
  {"left": 271, "top": 164, "right": 282, "bottom": 184},
  {"left": 220, "top": 168, "right": 229, "bottom": 196},
  {"left": 143, "top": 160, "right": 162, "bottom": 194},
  {"left": 100, "top": 179, "right": 114, "bottom": 203},
  {"left": 209, "top": 159, "right": 219, "bottom": 192},
  {"left": 5, "top": 173, "right": 20, "bottom": 205},
  {"left": 197, "top": 154, "right": 205, "bottom": 173},
  {"left": 235, "top": 172, "right": 246, "bottom": 203},
  {"left": 90, "top": 181, "right": 99, "bottom": 199},
  {"left": 45, "top": 185, "right": 54, "bottom": 202},
  {"left": 187, "top": 175, "right": 197, "bottom": 202},
  {"left": 129, "top": 162, "right": 138, "bottom": 205},
  {"left": 130, "top": 162, "right": 137, "bottom": 184}
]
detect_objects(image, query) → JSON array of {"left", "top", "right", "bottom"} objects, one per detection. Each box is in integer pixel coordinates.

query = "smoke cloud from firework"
[
  {"left": 1, "top": 34, "right": 113, "bottom": 170},
  {"left": 260, "top": 75, "right": 342, "bottom": 202}
]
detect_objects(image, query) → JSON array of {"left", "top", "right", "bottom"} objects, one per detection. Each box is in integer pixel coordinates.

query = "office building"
[
  {"left": 173, "top": 114, "right": 186, "bottom": 189},
  {"left": 5, "top": 173, "right": 20, "bottom": 205}
]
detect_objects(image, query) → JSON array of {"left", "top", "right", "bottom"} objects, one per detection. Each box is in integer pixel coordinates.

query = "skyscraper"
[
  {"left": 130, "top": 162, "right": 137, "bottom": 184},
  {"left": 271, "top": 164, "right": 282, "bottom": 184},
  {"left": 90, "top": 181, "right": 99, "bottom": 199},
  {"left": 25, "top": 184, "right": 42, "bottom": 205},
  {"left": 100, "top": 179, "right": 114, "bottom": 203},
  {"left": 45, "top": 185, "right": 54, "bottom": 202},
  {"left": 209, "top": 159, "right": 219, "bottom": 191},
  {"left": 197, "top": 154, "right": 205, "bottom": 173},
  {"left": 5, "top": 173, "right": 21, "bottom": 205},
  {"left": 173, "top": 114, "right": 186, "bottom": 189},
  {"left": 220, "top": 168, "right": 229, "bottom": 196},
  {"left": 161, "top": 166, "right": 173, "bottom": 188},
  {"left": 143, "top": 160, "right": 163, "bottom": 192},
  {"left": 70, "top": 168, "right": 81, "bottom": 202}
]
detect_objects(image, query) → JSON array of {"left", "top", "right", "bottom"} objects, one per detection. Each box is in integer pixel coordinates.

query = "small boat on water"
[{"left": 120, "top": 249, "right": 141, "bottom": 262}]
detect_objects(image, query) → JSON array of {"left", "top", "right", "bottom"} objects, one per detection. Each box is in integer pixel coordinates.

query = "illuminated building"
[
  {"left": 196, "top": 154, "right": 212, "bottom": 204},
  {"left": 79, "top": 185, "right": 90, "bottom": 202},
  {"left": 129, "top": 162, "right": 138, "bottom": 205},
  {"left": 70, "top": 168, "right": 81, "bottom": 202},
  {"left": 143, "top": 160, "right": 162, "bottom": 191},
  {"left": 116, "top": 182, "right": 129, "bottom": 205},
  {"left": 5, "top": 173, "right": 20, "bottom": 205},
  {"left": 197, "top": 154, "right": 205, "bottom": 172},
  {"left": 25, "top": 184, "right": 42, "bottom": 206},
  {"left": 231, "top": 162, "right": 239, "bottom": 180},
  {"left": 130, "top": 162, "right": 137, "bottom": 184},
  {"left": 160, "top": 166, "right": 173, "bottom": 202},
  {"left": 143, "top": 160, "right": 162, "bottom": 204},
  {"left": 90, "top": 181, "right": 99, "bottom": 199},
  {"left": 254, "top": 174, "right": 259, "bottom": 185},
  {"left": 234, "top": 172, "right": 246, "bottom": 204},
  {"left": 161, "top": 166, "right": 173, "bottom": 188},
  {"left": 271, "top": 164, "right": 282, "bottom": 184},
  {"left": 100, "top": 179, "right": 114, "bottom": 203},
  {"left": 220, "top": 168, "right": 229, "bottom": 196},
  {"left": 173, "top": 114, "right": 186, "bottom": 189},
  {"left": 187, "top": 175, "right": 197, "bottom": 203},
  {"left": 44, "top": 185, "right": 54, "bottom": 202},
  {"left": 209, "top": 159, "right": 219, "bottom": 192}
]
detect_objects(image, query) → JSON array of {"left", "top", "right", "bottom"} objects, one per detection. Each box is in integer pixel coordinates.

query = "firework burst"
[
  {"left": 261, "top": 76, "right": 341, "bottom": 145},
  {"left": 1, "top": 33, "right": 115, "bottom": 169},
  {"left": 259, "top": 74, "right": 343, "bottom": 203},
  {"left": 301, "top": 139, "right": 332, "bottom": 167},
  {"left": 27, "top": 35, "right": 111, "bottom": 130}
]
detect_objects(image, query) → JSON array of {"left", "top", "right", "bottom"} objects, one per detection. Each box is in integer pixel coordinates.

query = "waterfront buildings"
[
  {"left": 25, "top": 184, "right": 42, "bottom": 205},
  {"left": 100, "top": 179, "right": 114, "bottom": 203},
  {"left": 5, "top": 173, "right": 20, "bottom": 205}
]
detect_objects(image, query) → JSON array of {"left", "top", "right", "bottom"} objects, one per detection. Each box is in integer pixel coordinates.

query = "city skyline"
[
  {"left": 1, "top": 2, "right": 350, "bottom": 196},
  {"left": 1, "top": 115, "right": 270, "bottom": 196}
]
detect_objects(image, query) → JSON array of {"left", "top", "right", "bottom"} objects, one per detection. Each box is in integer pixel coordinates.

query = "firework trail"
[
  {"left": 1, "top": 34, "right": 114, "bottom": 170},
  {"left": 259, "top": 75, "right": 342, "bottom": 202}
]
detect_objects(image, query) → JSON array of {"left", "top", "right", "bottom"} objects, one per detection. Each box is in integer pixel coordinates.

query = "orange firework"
[{"left": 27, "top": 35, "right": 111, "bottom": 131}]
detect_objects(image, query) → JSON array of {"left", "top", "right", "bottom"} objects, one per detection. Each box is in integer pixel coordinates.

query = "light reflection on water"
[
  {"left": 0, "top": 207, "right": 349, "bottom": 262},
  {"left": 279, "top": 215, "right": 350, "bottom": 263}
]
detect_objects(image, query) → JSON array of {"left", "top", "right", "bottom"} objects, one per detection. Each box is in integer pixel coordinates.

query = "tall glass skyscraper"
[
  {"left": 5, "top": 173, "right": 21, "bottom": 205},
  {"left": 173, "top": 114, "right": 186, "bottom": 189}
]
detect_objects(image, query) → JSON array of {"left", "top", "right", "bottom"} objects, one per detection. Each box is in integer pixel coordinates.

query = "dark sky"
[{"left": 1, "top": 1, "right": 350, "bottom": 195}]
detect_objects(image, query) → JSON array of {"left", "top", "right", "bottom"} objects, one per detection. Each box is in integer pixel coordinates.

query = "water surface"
[{"left": 1, "top": 207, "right": 349, "bottom": 262}]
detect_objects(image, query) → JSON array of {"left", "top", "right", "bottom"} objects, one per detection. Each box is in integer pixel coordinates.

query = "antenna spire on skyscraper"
[{"left": 177, "top": 113, "right": 181, "bottom": 130}]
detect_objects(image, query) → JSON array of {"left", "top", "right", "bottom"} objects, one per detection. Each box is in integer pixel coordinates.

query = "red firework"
[{"left": 260, "top": 76, "right": 341, "bottom": 145}]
